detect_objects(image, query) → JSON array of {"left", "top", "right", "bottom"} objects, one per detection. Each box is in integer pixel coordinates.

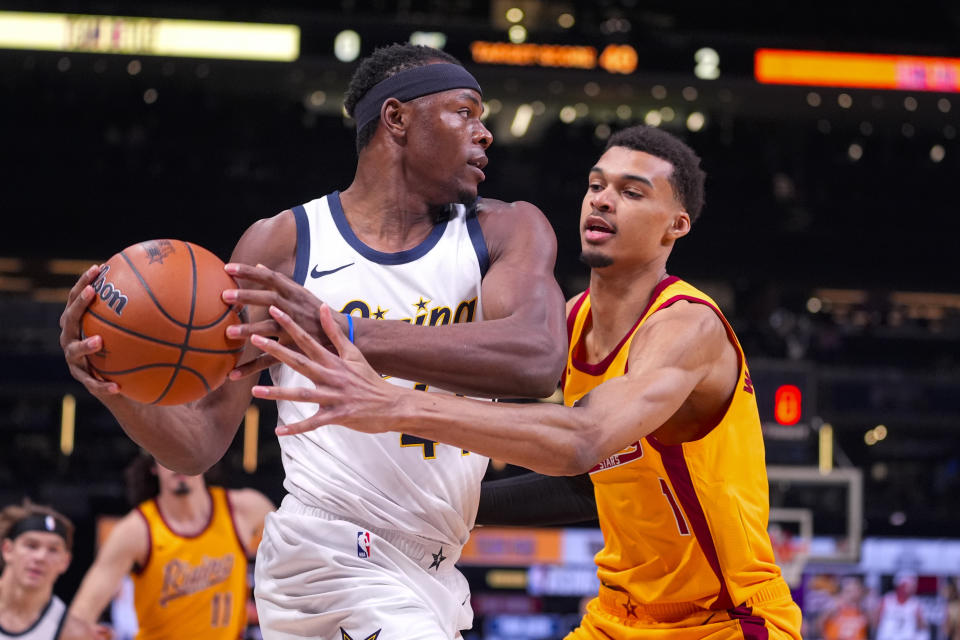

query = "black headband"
[
  {"left": 353, "top": 63, "right": 482, "bottom": 132},
  {"left": 6, "top": 514, "right": 69, "bottom": 544}
]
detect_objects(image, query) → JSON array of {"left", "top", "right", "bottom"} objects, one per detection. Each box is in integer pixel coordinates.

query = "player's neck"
[
  {"left": 586, "top": 265, "right": 669, "bottom": 352},
  {"left": 341, "top": 173, "right": 438, "bottom": 252},
  {"left": 0, "top": 573, "right": 51, "bottom": 629},
  {"left": 157, "top": 486, "right": 212, "bottom": 535}
]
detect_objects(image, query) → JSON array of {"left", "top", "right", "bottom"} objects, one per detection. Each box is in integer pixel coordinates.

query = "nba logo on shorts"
[{"left": 357, "top": 531, "right": 371, "bottom": 558}]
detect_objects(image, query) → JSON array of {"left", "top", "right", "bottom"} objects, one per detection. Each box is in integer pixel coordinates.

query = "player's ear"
[
  {"left": 381, "top": 98, "right": 407, "bottom": 139},
  {"left": 667, "top": 211, "right": 691, "bottom": 240},
  {"left": 1, "top": 538, "right": 12, "bottom": 562},
  {"left": 56, "top": 550, "right": 72, "bottom": 575}
]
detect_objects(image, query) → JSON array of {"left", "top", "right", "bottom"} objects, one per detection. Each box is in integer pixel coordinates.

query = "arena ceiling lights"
[{"left": 0, "top": 11, "right": 300, "bottom": 61}]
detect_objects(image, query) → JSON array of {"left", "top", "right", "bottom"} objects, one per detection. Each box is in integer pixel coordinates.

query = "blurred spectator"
[
  {"left": 943, "top": 579, "right": 960, "bottom": 640},
  {"left": 819, "top": 576, "right": 869, "bottom": 640},
  {"left": 874, "top": 571, "right": 927, "bottom": 640}
]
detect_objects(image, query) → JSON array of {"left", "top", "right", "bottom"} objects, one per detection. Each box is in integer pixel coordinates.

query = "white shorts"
[{"left": 255, "top": 494, "right": 473, "bottom": 640}]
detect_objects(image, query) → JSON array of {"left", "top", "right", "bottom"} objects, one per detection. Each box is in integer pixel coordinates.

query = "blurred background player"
[
  {"left": 873, "top": 571, "right": 927, "bottom": 640},
  {"left": 0, "top": 501, "right": 108, "bottom": 640},
  {"left": 58, "top": 42, "right": 566, "bottom": 639},
  {"left": 250, "top": 124, "right": 803, "bottom": 638},
  {"left": 818, "top": 576, "right": 869, "bottom": 640},
  {"left": 68, "top": 453, "right": 274, "bottom": 640}
]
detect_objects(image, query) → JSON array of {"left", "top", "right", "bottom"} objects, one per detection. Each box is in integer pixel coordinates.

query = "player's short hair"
[
  {"left": 606, "top": 125, "right": 706, "bottom": 223},
  {"left": 0, "top": 500, "right": 74, "bottom": 569},
  {"left": 344, "top": 43, "right": 461, "bottom": 152}
]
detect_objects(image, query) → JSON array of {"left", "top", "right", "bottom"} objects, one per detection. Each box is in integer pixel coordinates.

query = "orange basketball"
[{"left": 80, "top": 239, "right": 245, "bottom": 405}]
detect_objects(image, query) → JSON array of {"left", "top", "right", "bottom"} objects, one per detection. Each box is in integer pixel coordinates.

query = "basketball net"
[{"left": 769, "top": 524, "right": 810, "bottom": 588}]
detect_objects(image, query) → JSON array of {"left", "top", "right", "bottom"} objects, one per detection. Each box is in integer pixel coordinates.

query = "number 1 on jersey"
[{"left": 659, "top": 478, "right": 691, "bottom": 536}]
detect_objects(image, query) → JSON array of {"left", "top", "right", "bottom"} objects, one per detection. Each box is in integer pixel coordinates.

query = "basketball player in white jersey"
[
  {"left": 0, "top": 501, "right": 109, "bottom": 640},
  {"left": 58, "top": 43, "right": 566, "bottom": 638},
  {"left": 874, "top": 572, "right": 927, "bottom": 640}
]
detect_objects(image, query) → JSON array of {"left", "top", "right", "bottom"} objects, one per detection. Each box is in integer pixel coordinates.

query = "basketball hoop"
[{"left": 769, "top": 524, "right": 810, "bottom": 588}]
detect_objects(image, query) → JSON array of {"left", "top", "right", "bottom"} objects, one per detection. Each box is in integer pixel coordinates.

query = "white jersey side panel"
[
  {"left": 0, "top": 595, "right": 66, "bottom": 640},
  {"left": 272, "top": 192, "right": 490, "bottom": 550}
]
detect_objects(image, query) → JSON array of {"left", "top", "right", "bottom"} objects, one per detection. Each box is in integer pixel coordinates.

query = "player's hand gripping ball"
[{"left": 80, "top": 239, "right": 244, "bottom": 405}]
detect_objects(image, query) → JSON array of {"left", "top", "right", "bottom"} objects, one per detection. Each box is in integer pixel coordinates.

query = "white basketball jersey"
[
  {"left": 272, "top": 191, "right": 490, "bottom": 550},
  {"left": 0, "top": 595, "right": 66, "bottom": 640},
  {"left": 876, "top": 592, "right": 924, "bottom": 640}
]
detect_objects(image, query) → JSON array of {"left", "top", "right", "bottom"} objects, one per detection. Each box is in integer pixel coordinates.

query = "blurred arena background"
[{"left": 1, "top": 1, "right": 959, "bottom": 638}]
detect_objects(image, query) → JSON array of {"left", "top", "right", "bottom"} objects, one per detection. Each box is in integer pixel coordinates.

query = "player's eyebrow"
[
  {"left": 457, "top": 92, "right": 482, "bottom": 107},
  {"left": 589, "top": 167, "right": 654, "bottom": 188}
]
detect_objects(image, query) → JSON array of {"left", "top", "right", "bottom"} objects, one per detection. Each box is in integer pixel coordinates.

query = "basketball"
[{"left": 80, "top": 239, "right": 245, "bottom": 405}]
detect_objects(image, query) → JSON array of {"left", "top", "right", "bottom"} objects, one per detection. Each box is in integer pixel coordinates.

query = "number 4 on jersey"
[{"left": 400, "top": 383, "right": 468, "bottom": 459}]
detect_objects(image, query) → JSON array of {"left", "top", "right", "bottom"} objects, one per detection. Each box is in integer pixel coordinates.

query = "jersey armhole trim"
[
  {"left": 292, "top": 204, "right": 311, "bottom": 285},
  {"left": 644, "top": 294, "right": 745, "bottom": 444},
  {"left": 223, "top": 489, "right": 250, "bottom": 557},
  {"left": 132, "top": 507, "right": 152, "bottom": 576},
  {"left": 53, "top": 599, "right": 69, "bottom": 640},
  {"left": 465, "top": 204, "right": 490, "bottom": 277}
]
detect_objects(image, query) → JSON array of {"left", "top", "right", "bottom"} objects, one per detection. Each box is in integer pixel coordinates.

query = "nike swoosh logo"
[{"left": 310, "top": 262, "right": 354, "bottom": 278}]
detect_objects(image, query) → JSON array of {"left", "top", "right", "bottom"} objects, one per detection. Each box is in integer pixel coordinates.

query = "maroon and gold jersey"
[
  {"left": 564, "top": 277, "right": 787, "bottom": 612},
  {"left": 132, "top": 487, "right": 247, "bottom": 640}
]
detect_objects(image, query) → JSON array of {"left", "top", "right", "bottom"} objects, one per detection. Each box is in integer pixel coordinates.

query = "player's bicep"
[
  {"left": 478, "top": 202, "right": 564, "bottom": 323},
  {"left": 578, "top": 306, "right": 726, "bottom": 457}
]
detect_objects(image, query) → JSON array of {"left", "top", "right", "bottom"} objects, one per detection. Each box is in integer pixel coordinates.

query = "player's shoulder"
[
  {"left": 101, "top": 509, "right": 150, "bottom": 557},
  {"left": 642, "top": 297, "right": 725, "bottom": 336},
  {"left": 566, "top": 291, "right": 587, "bottom": 316},
  {"left": 226, "top": 487, "right": 275, "bottom": 517},
  {"left": 475, "top": 198, "right": 555, "bottom": 257},
  {"left": 476, "top": 197, "right": 547, "bottom": 224},
  {"left": 231, "top": 209, "right": 297, "bottom": 276}
]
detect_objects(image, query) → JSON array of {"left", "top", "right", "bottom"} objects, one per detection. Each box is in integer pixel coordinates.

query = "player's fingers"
[
  {"left": 319, "top": 303, "right": 357, "bottom": 359},
  {"left": 66, "top": 264, "right": 101, "bottom": 306},
  {"left": 228, "top": 353, "right": 278, "bottom": 380},
  {"left": 59, "top": 284, "right": 96, "bottom": 334},
  {"left": 221, "top": 288, "right": 278, "bottom": 308},
  {"left": 63, "top": 334, "right": 102, "bottom": 363},
  {"left": 269, "top": 411, "right": 337, "bottom": 436},
  {"left": 251, "top": 383, "right": 332, "bottom": 404},
  {"left": 251, "top": 332, "right": 332, "bottom": 381},
  {"left": 66, "top": 359, "right": 119, "bottom": 395},
  {"left": 225, "top": 262, "right": 296, "bottom": 291},
  {"left": 267, "top": 305, "right": 336, "bottom": 365},
  {"left": 225, "top": 318, "right": 281, "bottom": 340}
]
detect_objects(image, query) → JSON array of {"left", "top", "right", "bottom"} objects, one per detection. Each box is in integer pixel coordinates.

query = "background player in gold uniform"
[
  {"left": 246, "top": 124, "right": 803, "bottom": 639},
  {"left": 69, "top": 454, "right": 273, "bottom": 640}
]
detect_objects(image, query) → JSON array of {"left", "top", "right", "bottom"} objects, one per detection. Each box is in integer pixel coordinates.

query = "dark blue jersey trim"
[
  {"left": 292, "top": 204, "right": 310, "bottom": 285},
  {"left": 328, "top": 190, "right": 448, "bottom": 265},
  {"left": 465, "top": 203, "right": 489, "bottom": 277}
]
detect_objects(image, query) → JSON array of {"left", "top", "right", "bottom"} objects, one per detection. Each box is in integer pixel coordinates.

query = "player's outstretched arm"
[
  {"left": 68, "top": 512, "right": 148, "bottom": 626},
  {"left": 225, "top": 201, "right": 566, "bottom": 398},
  {"left": 253, "top": 300, "right": 736, "bottom": 475},
  {"left": 59, "top": 212, "right": 296, "bottom": 474}
]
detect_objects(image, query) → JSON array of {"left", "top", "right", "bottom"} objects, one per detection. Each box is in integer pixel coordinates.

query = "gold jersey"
[
  {"left": 132, "top": 487, "right": 248, "bottom": 640},
  {"left": 564, "top": 277, "right": 785, "bottom": 612}
]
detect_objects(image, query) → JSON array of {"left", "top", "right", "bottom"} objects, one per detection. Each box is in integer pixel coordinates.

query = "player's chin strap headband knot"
[
  {"left": 353, "top": 63, "right": 482, "bottom": 132},
  {"left": 6, "top": 514, "right": 69, "bottom": 544}
]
